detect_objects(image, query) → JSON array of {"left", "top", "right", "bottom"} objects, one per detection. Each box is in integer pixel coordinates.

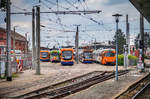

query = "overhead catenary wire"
[
  {"left": 43, "top": 0, "right": 102, "bottom": 25},
  {"left": 78, "top": 0, "right": 86, "bottom": 10},
  {"left": 64, "top": 0, "right": 79, "bottom": 10},
  {"left": 10, "top": 0, "right": 117, "bottom": 47},
  {"left": 41, "top": 1, "right": 73, "bottom": 30},
  {"left": 39, "top": 2, "right": 103, "bottom": 33},
  {"left": 12, "top": 4, "right": 28, "bottom": 12},
  {"left": 44, "top": 0, "right": 69, "bottom": 10}
]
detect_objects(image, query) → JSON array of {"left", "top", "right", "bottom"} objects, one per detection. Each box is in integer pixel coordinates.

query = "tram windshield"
[
  {"left": 41, "top": 52, "right": 48, "bottom": 58},
  {"left": 104, "top": 52, "right": 115, "bottom": 57},
  {"left": 51, "top": 52, "right": 59, "bottom": 56},
  {"left": 62, "top": 51, "right": 72, "bottom": 60},
  {"left": 83, "top": 52, "right": 92, "bottom": 59}
]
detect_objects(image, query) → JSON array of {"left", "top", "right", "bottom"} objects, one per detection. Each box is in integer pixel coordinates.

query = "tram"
[
  {"left": 80, "top": 49, "right": 93, "bottom": 63},
  {"left": 60, "top": 48, "right": 74, "bottom": 65},
  {"left": 50, "top": 50, "right": 60, "bottom": 62},
  {"left": 40, "top": 50, "right": 50, "bottom": 61},
  {"left": 93, "top": 49, "right": 116, "bottom": 65}
]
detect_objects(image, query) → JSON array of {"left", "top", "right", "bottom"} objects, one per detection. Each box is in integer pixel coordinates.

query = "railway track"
[
  {"left": 132, "top": 82, "right": 150, "bottom": 99},
  {"left": 115, "top": 73, "right": 150, "bottom": 99},
  {"left": 0, "top": 71, "right": 103, "bottom": 98},
  {"left": 8, "top": 70, "right": 128, "bottom": 99}
]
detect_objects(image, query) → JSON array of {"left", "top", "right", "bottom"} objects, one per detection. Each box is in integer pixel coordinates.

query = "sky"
[{"left": 0, "top": 0, "right": 150, "bottom": 49}]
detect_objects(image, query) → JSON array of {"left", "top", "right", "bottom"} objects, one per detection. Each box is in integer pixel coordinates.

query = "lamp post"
[{"left": 112, "top": 13, "right": 122, "bottom": 81}]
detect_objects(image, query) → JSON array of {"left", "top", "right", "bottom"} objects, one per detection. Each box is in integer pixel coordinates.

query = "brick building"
[{"left": 0, "top": 27, "right": 28, "bottom": 53}]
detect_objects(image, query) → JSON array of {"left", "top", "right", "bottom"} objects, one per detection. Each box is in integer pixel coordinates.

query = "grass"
[{"left": 0, "top": 73, "right": 19, "bottom": 79}]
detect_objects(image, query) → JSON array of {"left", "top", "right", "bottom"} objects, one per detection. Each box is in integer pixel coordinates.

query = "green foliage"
[
  {"left": 128, "top": 55, "right": 138, "bottom": 60},
  {"left": 118, "top": 54, "right": 138, "bottom": 66},
  {"left": 128, "top": 55, "right": 138, "bottom": 65},
  {"left": 12, "top": 73, "right": 19, "bottom": 78},
  {"left": 112, "top": 29, "right": 126, "bottom": 54},
  {"left": 144, "top": 55, "right": 148, "bottom": 59},
  {"left": 0, "top": 73, "right": 18, "bottom": 79},
  {"left": 0, "top": 75, "right": 5, "bottom": 79},
  {"left": 118, "top": 54, "right": 124, "bottom": 65}
]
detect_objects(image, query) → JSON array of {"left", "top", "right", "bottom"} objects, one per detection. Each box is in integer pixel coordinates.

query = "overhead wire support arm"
[{"left": 10, "top": 10, "right": 101, "bottom": 15}]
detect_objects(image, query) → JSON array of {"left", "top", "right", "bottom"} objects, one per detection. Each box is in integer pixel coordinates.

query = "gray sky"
[{"left": 0, "top": 0, "right": 150, "bottom": 48}]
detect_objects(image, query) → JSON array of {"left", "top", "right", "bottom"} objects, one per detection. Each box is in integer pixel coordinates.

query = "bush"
[
  {"left": 144, "top": 55, "right": 148, "bottom": 59},
  {"left": 118, "top": 54, "right": 124, "bottom": 65},
  {"left": 118, "top": 54, "right": 138, "bottom": 66},
  {"left": 128, "top": 55, "right": 138, "bottom": 60},
  {"left": 128, "top": 55, "right": 138, "bottom": 66}
]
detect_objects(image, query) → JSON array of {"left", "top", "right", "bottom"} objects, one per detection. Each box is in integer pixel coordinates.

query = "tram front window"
[
  {"left": 51, "top": 52, "right": 58, "bottom": 56},
  {"left": 41, "top": 52, "right": 48, "bottom": 58},
  {"left": 62, "top": 51, "right": 72, "bottom": 60},
  {"left": 83, "top": 52, "right": 92, "bottom": 59},
  {"left": 105, "top": 52, "right": 115, "bottom": 57}
]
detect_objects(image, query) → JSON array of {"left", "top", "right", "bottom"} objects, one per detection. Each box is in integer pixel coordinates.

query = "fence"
[{"left": 0, "top": 52, "right": 32, "bottom": 76}]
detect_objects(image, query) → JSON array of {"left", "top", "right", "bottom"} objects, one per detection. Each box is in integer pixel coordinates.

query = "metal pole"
[
  {"left": 116, "top": 20, "right": 119, "bottom": 81},
  {"left": 13, "top": 27, "right": 15, "bottom": 53},
  {"left": 36, "top": 6, "right": 40, "bottom": 75},
  {"left": 25, "top": 33, "right": 28, "bottom": 53},
  {"left": 0, "top": 50, "right": 1, "bottom": 78},
  {"left": 124, "top": 15, "right": 129, "bottom": 69},
  {"left": 75, "top": 25, "right": 79, "bottom": 64},
  {"left": 6, "top": 0, "right": 12, "bottom": 81},
  {"left": 94, "top": 38, "right": 96, "bottom": 50},
  {"left": 140, "top": 14, "right": 145, "bottom": 67},
  {"left": 112, "top": 14, "right": 122, "bottom": 81},
  {"left": 126, "top": 15, "right": 130, "bottom": 55},
  {"left": 32, "top": 7, "right": 36, "bottom": 69}
]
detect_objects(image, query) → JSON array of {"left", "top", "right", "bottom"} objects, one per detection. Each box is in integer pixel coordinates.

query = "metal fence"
[
  {"left": 0, "top": 52, "right": 32, "bottom": 76},
  {"left": 23, "top": 52, "right": 32, "bottom": 69}
]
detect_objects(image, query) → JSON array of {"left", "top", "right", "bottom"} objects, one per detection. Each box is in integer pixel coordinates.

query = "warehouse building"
[{"left": 0, "top": 27, "right": 28, "bottom": 53}]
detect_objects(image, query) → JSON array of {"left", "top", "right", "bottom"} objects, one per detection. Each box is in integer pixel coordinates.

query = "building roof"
[
  {"left": 0, "top": 27, "right": 27, "bottom": 42},
  {"left": 130, "top": 0, "right": 150, "bottom": 23}
]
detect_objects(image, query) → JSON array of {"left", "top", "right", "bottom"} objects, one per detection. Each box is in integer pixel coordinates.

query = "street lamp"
[{"left": 112, "top": 13, "right": 122, "bottom": 81}]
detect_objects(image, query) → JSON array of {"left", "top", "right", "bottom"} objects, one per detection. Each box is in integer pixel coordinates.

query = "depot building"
[{"left": 0, "top": 27, "right": 28, "bottom": 54}]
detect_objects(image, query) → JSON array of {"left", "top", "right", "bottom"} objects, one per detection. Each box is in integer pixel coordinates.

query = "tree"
[
  {"left": 112, "top": 29, "right": 126, "bottom": 54},
  {"left": 135, "top": 32, "right": 150, "bottom": 51}
]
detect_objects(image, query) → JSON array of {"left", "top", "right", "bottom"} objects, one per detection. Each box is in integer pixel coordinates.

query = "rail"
[
  {"left": 9, "top": 70, "right": 128, "bottom": 99},
  {"left": 132, "top": 82, "right": 150, "bottom": 99}
]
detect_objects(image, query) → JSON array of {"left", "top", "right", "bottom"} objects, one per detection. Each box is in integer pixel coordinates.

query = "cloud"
[
  {"left": 1, "top": 0, "right": 149, "bottom": 48},
  {"left": 104, "top": 0, "right": 128, "bottom": 5},
  {"left": 12, "top": 21, "right": 31, "bottom": 29},
  {"left": 87, "top": 0, "right": 109, "bottom": 5}
]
